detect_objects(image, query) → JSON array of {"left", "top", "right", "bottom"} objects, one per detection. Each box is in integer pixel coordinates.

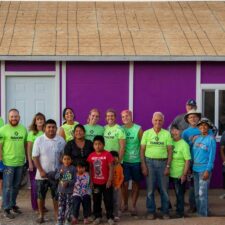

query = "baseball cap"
[{"left": 186, "top": 99, "right": 197, "bottom": 106}]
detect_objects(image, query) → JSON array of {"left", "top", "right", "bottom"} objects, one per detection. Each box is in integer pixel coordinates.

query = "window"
[{"left": 201, "top": 86, "right": 225, "bottom": 136}]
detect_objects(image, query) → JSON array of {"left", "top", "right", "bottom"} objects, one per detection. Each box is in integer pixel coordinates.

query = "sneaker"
[
  {"left": 187, "top": 207, "right": 197, "bottom": 213},
  {"left": 219, "top": 193, "right": 225, "bottom": 199},
  {"left": 146, "top": 213, "right": 155, "bottom": 220},
  {"left": 36, "top": 217, "right": 45, "bottom": 224},
  {"left": 121, "top": 205, "right": 128, "bottom": 212},
  {"left": 4, "top": 209, "right": 15, "bottom": 219},
  {"left": 12, "top": 205, "right": 22, "bottom": 214},
  {"left": 71, "top": 218, "right": 78, "bottom": 225},
  {"left": 84, "top": 218, "right": 90, "bottom": 224},
  {"left": 131, "top": 208, "right": 137, "bottom": 216},
  {"left": 92, "top": 218, "right": 101, "bottom": 225},
  {"left": 108, "top": 219, "right": 115, "bottom": 225},
  {"left": 114, "top": 217, "right": 120, "bottom": 222},
  {"left": 162, "top": 214, "right": 170, "bottom": 219},
  {"left": 64, "top": 220, "right": 71, "bottom": 225}
]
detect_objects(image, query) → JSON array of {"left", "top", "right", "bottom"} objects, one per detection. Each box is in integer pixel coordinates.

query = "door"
[{"left": 6, "top": 76, "right": 56, "bottom": 128}]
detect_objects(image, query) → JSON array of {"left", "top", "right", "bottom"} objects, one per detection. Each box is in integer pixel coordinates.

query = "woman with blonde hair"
[
  {"left": 27, "top": 112, "right": 46, "bottom": 212},
  {"left": 84, "top": 108, "right": 104, "bottom": 142}
]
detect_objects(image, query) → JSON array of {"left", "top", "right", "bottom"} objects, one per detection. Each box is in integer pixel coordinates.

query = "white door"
[{"left": 6, "top": 76, "right": 57, "bottom": 128}]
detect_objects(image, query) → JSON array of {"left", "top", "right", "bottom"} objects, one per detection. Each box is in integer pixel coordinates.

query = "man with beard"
[{"left": 0, "top": 109, "right": 27, "bottom": 219}]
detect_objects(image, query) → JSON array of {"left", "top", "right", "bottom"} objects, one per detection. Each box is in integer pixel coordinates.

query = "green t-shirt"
[
  {"left": 27, "top": 130, "right": 44, "bottom": 143},
  {"left": 104, "top": 124, "right": 126, "bottom": 151},
  {"left": 0, "top": 117, "right": 4, "bottom": 128},
  {"left": 141, "top": 128, "right": 172, "bottom": 159},
  {"left": 0, "top": 124, "right": 27, "bottom": 166},
  {"left": 62, "top": 121, "right": 79, "bottom": 142},
  {"left": 122, "top": 123, "right": 141, "bottom": 163},
  {"left": 84, "top": 124, "right": 104, "bottom": 142},
  {"left": 170, "top": 139, "right": 191, "bottom": 178}
]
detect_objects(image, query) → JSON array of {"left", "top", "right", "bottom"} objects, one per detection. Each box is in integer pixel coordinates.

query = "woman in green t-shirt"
[
  {"left": 58, "top": 108, "right": 79, "bottom": 142},
  {"left": 27, "top": 112, "right": 46, "bottom": 212},
  {"left": 104, "top": 108, "right": 126, "bottom": 162},
  {"left": 84, "top": 108, "right": 104, "bottom": 142},
  {"left": 170, "top": 125, "right": 191, "bottom": 218}
]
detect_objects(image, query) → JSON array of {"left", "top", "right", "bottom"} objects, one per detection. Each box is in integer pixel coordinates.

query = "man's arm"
[
  {"left": 33, "top": 156, "right": 46, "bottom": 178},
  {"left": 140, "top": 144, "right": 148, "bottom": 176},
  {"left": 0, "top": 143, "right": 3, "bottom": 161}
]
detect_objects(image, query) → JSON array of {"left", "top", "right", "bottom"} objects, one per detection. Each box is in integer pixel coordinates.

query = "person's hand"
[
  {"left": 28, "top": 161, "right": 34, "bottom": 172},
  {"left": 180, "top": 175, "right": 187, "bottom": 184},
  {"left": 141, "top": 163, "right": 148, "bottom": 176},
  {"left": 202, "top": 171, "right": 209, "bottom": 181},
  {"left": 62, "top": 181, "right": 68, "bottom": 188},
  {"left": 40, "top": 170, "right": 47, "bottom": 178},
  {"left": 106, "top": 179, "right": 112, "bottom": 188},
  {"left": 164, "top": 167, "right": 170, "bottom": 176}
]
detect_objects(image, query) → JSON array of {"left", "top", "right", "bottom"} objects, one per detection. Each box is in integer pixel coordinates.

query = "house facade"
[{"left": 0, "top": 1, "right": 225, "bottom": 187}]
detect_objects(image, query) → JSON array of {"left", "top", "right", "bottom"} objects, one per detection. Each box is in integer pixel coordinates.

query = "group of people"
[{"left": 0, "top": 98, "right": 222, "bottom": 225}]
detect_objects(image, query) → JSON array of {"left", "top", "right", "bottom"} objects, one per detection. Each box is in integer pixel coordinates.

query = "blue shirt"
[
  {"left": 192, "top": 135, "right": 216, "bottom": 172},
  {"left": 182, "top": 126, "right": 214, "bottom": 154}
]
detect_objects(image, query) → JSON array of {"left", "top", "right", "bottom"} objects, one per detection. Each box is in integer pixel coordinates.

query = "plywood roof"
[{"left": 1, "top": 1, "right": 225, "bottom": 58}]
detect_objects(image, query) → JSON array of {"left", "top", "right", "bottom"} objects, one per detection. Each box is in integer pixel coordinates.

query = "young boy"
[
  {"left": 87, "top": 135, "right": 115, "bottom": 225},
  {"left": 192, "top": 118, "right": 216, "bottom": 217},
  {"left": 71, "top": 160, "right": 91, "bottom": 225},
  {"left": 110, "top": 151, "right": 124, "bottom": 221},
  {"left": 56, "top": 153, "right": 76, "bottom": 225}
]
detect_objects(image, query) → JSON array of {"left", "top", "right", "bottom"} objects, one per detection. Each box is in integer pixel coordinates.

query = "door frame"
[{"left": 1, "top": 61, "right": 60, "bottom": 126}]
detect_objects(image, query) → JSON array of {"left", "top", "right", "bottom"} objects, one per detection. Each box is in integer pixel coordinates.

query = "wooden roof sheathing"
[{"left": 1, "top": 1, "right": 225, "bottom": 60}]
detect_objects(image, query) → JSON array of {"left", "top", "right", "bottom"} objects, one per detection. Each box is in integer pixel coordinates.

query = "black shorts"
[
  {"left": 0, "top": 172, "right": 2, "bottom": 180},
  {"left": 36, "top": 179, "right": 58, "bottom": 201}
]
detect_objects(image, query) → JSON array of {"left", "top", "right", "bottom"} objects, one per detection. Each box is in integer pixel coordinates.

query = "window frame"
[{"left": 200, "top": 84, "right": 225, "bottom": 140}]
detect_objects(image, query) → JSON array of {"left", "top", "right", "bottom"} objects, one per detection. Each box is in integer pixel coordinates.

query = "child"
[
  {"left": 87, "top": 135, "right": 115, "bottom": 225},
  {"left": 71, "top": 160, "right": 91, "bottom": 225},
  {"left": 110, "top": 151, "right": 124, "bottom": 221},
  {"left": 192, "top": 118, "right": 216, "bottom": 217},
  {"left": 56, "top": 153, "right": 76, "bottom": 225}
]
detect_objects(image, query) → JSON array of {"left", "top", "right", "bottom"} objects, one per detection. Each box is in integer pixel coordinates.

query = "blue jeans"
[
  {"left": 3, "top": 166, "right": 24, "bottom": 210},
  {"left": 193, "top": 171, "right": 211, "bottom": 216},
  {"left": 145, "top": 158, "right": 169, "bottom": 215},
  {"left": 171, "top": 178, "right": 185, "bottom": 216}
]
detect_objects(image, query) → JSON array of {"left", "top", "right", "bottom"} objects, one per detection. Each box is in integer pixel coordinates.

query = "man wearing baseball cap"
[{"left": 170, "top": 99, "right": 197, "bottom": 132}]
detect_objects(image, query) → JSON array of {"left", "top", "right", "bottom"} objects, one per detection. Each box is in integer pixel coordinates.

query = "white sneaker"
[
  {"left": 219, "top": 193, "right": 225, "bottom": 199},
  {"left": 108, "top": 219, "right": 115, "bottom": 225},
  {"left": 92, "top": 218, "right": 101, "bottom": 225}
]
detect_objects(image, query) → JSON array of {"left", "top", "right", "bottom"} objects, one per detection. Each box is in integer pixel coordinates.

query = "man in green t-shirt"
[
  {"left": 121, "top": 109, "right": 143, "bottom": 215},
  {"left": 0, "top": 109, "right": 27, "bottom": 219},
  {"left": 140, "top": 112, "right": 173, "bottom": 219}
]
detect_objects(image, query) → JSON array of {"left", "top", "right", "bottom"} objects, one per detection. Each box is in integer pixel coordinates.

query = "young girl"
[
  {"left": 56, "top": 153, "right": 76, "bottom": 225},
  {"left": 71, "top": 160, "right": 91, "bottom": 225},
  {"left": 110, "top": 151, "right": 124, "bottom": 221},
  {"left": 87, "top": 135, "right": 115, "bottom": 225}
]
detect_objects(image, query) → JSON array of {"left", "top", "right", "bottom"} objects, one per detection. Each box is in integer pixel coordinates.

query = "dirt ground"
[{"left": 0, "top": 189, "right": 224, "bottom": 225}]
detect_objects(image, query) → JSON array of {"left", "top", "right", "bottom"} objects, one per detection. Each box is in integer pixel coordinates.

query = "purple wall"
[
  {"left": 66, "top": 62, "right": 129, "bottom": 125},
  {"left": 5, "top": 61, "right": 55, "bottom": 71},
  {"left": 202, "top": 62, "right": 225, "bottom": 84},
  {"left": 134, "top": 62, "right": 196, "bottom": 130}
]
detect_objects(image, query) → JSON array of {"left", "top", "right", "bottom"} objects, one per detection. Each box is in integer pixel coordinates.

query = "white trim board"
[
  {"left": 4, "top": 71, "right": 56, "bottom": 76},
  {"left": 129, "top": 61, "right": 134, "bottom": 112},
  {"left": 1, "top": 61, "right": 6, "bottom": 121},
  {"left": 0, "top": 61, "right": 60, "bottom": 126},
  {"left": 61, "top": 61, "right": 66, "bottom": 122}
]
